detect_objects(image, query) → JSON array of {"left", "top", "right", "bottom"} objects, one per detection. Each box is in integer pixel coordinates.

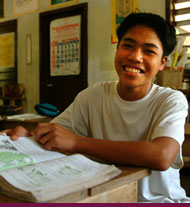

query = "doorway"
[{"left": 40, "top": 3, "right": 88, "bottom": 113}]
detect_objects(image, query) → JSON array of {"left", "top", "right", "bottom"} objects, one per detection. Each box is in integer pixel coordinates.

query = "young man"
[{"left": 4, "top": 12, "right": 190, "bottom": 202}]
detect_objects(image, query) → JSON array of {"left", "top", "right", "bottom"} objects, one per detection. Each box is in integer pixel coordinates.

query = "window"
[{"left": 166, "top": 0, "right": 190, "bottom": 62}]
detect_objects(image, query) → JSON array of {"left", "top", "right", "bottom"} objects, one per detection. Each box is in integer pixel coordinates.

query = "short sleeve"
[
  {"left": 51, "top": 87, "right": 91, "bottom": 136},
  {"left": 151, "top": 91, "right": 188, "bottom": 169},
  {"left": 151, "top": 91, "right": 188, "bottom": 145}
]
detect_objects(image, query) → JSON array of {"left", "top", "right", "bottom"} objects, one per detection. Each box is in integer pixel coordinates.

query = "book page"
[
  {"left": 0, "top": 154, "right": 121, "bottom": 202},
  {"left": 0, "top": 135, "right": 66, "bottom": 171}
]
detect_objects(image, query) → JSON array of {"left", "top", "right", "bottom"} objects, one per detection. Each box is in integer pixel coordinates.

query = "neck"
[{"left": 117, "top": 83, "right": 152, "bottom": 101}]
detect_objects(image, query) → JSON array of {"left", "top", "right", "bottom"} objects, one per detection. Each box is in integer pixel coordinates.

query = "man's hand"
[
  {"left": 33, "top": 123, "right": 79, "bottom": 153},
  {"left": 1, "top": 126, "right": 32, "bottom": 140}
]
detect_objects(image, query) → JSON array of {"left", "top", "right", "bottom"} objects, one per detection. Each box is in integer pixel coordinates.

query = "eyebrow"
[{"left": 122, "top": 37, "right": 159, "bottom": 49}]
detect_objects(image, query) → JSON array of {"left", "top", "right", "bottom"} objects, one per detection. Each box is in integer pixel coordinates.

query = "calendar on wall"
[{"left": 50, "top": 15, "right": 81, "bottom": 76}]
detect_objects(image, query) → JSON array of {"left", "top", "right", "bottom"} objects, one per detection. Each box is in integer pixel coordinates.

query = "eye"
[
  {"left": 122, "top": 43, "right": 133, "bottom": 49},
  {"left": 145, "top": 49, "right": 156, "bottom": 55}
]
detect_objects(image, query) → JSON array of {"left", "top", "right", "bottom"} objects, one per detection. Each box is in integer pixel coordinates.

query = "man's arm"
[
  {"left": 74, "top": 136, "right": 179, "bottom": 171},
  {"left": 34, "top": 122, "right": 180, "bottom": 171}
]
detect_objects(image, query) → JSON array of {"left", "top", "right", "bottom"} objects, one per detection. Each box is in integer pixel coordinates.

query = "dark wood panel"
[{"left": 39, "top": 3, "right": 88, "bottom": 112}]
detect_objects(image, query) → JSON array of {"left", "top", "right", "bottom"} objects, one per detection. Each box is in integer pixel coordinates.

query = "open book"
[{"left": 0, "top": 135, "right": 121, "bottom": 203}]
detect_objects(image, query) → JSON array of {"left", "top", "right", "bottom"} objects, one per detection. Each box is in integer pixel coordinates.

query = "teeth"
[{"left": 124, "top": 67, "right": 141, "bottom": 73}]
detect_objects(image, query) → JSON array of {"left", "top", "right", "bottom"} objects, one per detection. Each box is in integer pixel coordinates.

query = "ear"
[{"left": 159, "top": 56, "right": 168, "bottom": 71}]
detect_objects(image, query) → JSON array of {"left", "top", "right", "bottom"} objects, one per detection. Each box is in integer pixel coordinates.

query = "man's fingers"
[
  {"left": 0, "top": 129, "right": 19, "bottom": 140},
  {"left": 33, "top": 123, "right": 53, "bottom": 141},
  {"left": 1, "top": 126, "right": 32, "bottom": 141},
  {"left": 11, "top": 135, "right": 20, "bottom": 141},
  {"left": 1, "top": 129, "right": 12, "bottom": 136},
  {"left": 38, "top": 133, "right": 51, "bottom": 145},
  {"left": 44, "top": 139, "right": 55, "bottom": 151}
]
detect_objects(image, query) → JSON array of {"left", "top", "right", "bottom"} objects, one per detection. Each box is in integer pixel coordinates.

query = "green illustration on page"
[
  {"left": 0, "top": 139, "right": 34, "bottom": 171},
  {"left": 16, "top": 167, "right": 52, "bottom": 187}
]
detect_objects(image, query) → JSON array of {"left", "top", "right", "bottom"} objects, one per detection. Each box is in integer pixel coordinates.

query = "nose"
[{"left": 128, "top": 48, "right": 143, "bottom": 63}]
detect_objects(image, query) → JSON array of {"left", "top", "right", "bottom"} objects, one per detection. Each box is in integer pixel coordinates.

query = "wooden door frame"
[{"left": 39, "top": 3, "right": 88, "bottom": 106}]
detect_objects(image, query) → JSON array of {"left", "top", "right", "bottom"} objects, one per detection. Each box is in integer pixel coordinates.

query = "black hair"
[{"left": 116, "top": 12, "right": 177, "bottom": 57}]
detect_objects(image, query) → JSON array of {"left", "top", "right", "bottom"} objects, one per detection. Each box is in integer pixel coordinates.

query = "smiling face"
[{"left": 115, "top": 25, "right": 168, "bottom": 100}]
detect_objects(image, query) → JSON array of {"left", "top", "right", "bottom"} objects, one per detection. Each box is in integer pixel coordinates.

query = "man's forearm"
[{"left": 75, "top": 136, "right": 179, "bottom": 171}]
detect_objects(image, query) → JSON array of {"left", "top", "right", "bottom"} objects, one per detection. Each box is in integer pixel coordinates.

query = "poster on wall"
[
  {"left": 111, "top": 0, "right": 138, "bottom": 43},
  {"left": 50, "top": 15, "right": 81, "bottom": 76},
  {"left": 12, "top": 0, "right": 38, "bottom": 16},
  {"left": 49, "top": 0, "right": 78, "bottom": 8},
  {"left": 0, "top": 33, "right": 15, "bottom": 68},
  {"left": 0, "top": 0, "right": 4, "bottom": 18}
]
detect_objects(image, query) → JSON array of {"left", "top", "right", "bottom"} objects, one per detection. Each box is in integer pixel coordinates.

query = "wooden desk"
[
  {"left": 0, "top": 116, "right": 52, "bottom": 131},
  {"left": 0, "top": 116, "right": 150, "bottom": 202},
  {"left": 0, "top": 166, "right": 150, "bottom": 203}
]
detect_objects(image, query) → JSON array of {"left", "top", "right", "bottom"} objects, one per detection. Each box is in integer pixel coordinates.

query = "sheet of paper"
[{"left": 6, "top": 113, "right": 45, "bottom": 121}]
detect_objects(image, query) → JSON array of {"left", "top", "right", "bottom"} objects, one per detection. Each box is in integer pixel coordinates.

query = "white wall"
[
  {"left": 1, "top": 0, "right": 165, "bottom": 112},
  {"left": 138, "top": 0, "right": 165, "bottom": 17}
]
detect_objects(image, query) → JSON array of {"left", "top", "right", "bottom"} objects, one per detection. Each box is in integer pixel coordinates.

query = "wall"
[
  {"left": 138, "top": 0, "right": 165, "bottom": 17},
  {"left": 1, "top": 0, "right": 165, "bottom": 112}
]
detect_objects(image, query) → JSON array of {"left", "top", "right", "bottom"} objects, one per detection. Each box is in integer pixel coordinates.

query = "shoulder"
[
  {"left": 89, "top": 81, "right": 117, "bottom": 91},
  {"left": 150, "top": 85, "right": 188, "bottom": 118},
  {"left": 152, "top": 84, "right": 188, "bottom": 105},
  {"left": 78, "top": 81, "right": 118, "bottom": 97}
]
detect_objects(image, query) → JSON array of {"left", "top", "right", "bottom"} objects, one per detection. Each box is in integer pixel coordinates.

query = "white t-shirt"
[{"left": 52, "top": 81, "right": 190, "bottom": 203}]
